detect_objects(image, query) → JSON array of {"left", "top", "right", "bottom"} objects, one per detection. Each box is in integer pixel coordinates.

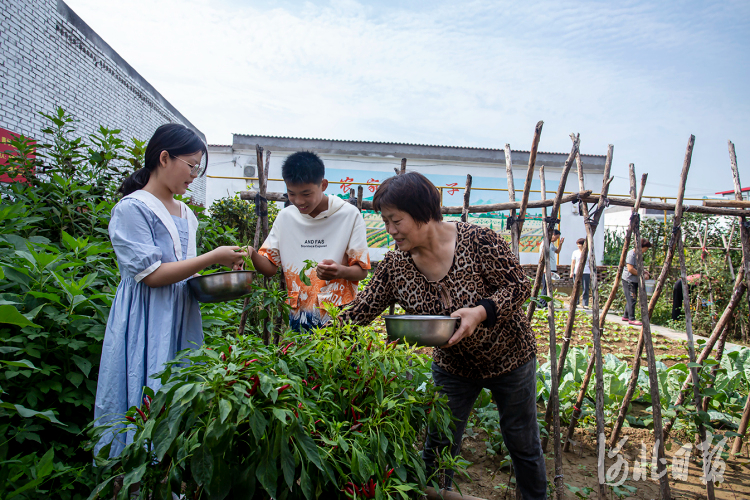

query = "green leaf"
[
  {"left": 249, "top": 409, "right": 268, "bottom": 441},
  {"left": 0, "top": 305, "right": 41, "bottom": 328},
  {"left": 294, "top": 426, "right": 323, "bottom": 471},
  {"left": 67, "top": 371, "right": 84, "bottom": 387},
  {"left": 299, "top": 466, "right": 313, "bottom": 500},
  {"left": 192, "top": 445, "right": 214, "bottom": 486},
  {"left": 219, "top": 399, "right": 232, "bottom": 424},
  {"left": 71, "top": 354, "right": 93, "bottom": 377},
  {"left": 0, "top": 359, "right": 37, "bottom": 369},
  {"left": 280, "top": 430, "right": 295, "bottom": 488}
]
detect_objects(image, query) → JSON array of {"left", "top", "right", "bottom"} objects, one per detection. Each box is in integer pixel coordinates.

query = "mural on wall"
[{"left": 327, "top": 169, "right": 555, "bottom": 253}]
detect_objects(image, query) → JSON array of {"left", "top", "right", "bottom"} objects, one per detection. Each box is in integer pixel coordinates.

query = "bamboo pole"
[
  {"left": 538, "top": 166, "right": 563, "bottom": 499},
  {"left": 702, "top": 325, "right": 731, "bottom": 413},
  {"left": 461, "top": 175, "right": 472, "bottom": 223},
  {"left": 729, "top": 140, "right": 750, "bottom": 457},
  {"left": 504, "top": 144, "right": 519, "bottom": 258},
  {"left": 541, "top": 145, "right": 613, "bottom": 452},
  {"left": 565, "top": 166, "right": 645, "bottom": 453},
  {"left": 610, "top": 135, "right": 695, "bottom": 446},
  {"left": 515, "top": 121, "right": 544, "bottom": 247},
  {"left": 677, "top": 228, "right": 715, "bottom": 499}
]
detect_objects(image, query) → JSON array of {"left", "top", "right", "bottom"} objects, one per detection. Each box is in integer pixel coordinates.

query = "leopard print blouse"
[{"left": 341, "top": 222, "right": 536, "bottom": 379}]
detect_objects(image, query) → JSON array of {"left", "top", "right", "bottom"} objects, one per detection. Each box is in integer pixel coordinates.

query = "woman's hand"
[
  {"left": 442, "top": 306, "right": 487, "bottom": 348},
  {"left": 209, "top": 246, "right": 247, "bottom": 270}
]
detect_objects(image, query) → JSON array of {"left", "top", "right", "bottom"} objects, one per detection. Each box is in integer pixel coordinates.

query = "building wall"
[
  {"left": 0, "top": 0, "right": 206, "bottom": 204},
  {"left": 206, "top": 145, "right": 606, "bottom": 266}
]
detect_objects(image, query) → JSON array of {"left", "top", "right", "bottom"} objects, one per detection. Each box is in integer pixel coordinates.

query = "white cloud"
[{"left": 64, "top": 0, "right": 750, "bottom": 196}]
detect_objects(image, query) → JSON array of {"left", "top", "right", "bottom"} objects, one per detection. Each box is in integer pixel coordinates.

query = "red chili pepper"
[
  {"left": 311, "top": 384, "right": 321, "bottom": 391},
  {"left": 227, "top": 380, "right": 237, "bottom": 387},
  {"left": 228, "top": 345, "right": 232, "bottom": 354},
  {"left": 277, "top": 384, "right": 292, "bottom": 394},
  {"left": 302, "top": 379, "right": 308, "bottom": 386},
  {"left": 244, "top": 359, "right": 259, "bottom": 367},
  {"left": 366, "top": 339, "right": 373, "bottom": 351},
  {"left": 298, "top": 402, "right": 304, "bottom": 409},
  {"left": 350, "top": 423, "right": 362, "bottom": 432},
  {"left": 143, "top": 396, "right": 151, "bottom": 411},
  {"left": 384, "top": 468, "right": 394, "bottom": 482},
  {"left": 356, "top": 367, "right": 360, "bottom": 376},
  {"left": 281, "top": 342, "right": 294, "bottom": 355},
  {"left": 126, "top": 416, "right": 136, "bottom": 423},
  {"left": 387, "top": 340, "right": 398, "bottom": 350},
  {"left": 386, "top": 375, "right": 397, "bottom": 384},
  {"left": 220, "top": 352, "right": 227, "bottom": 361},
  {"left": 314, "top": 419, "right": 322, "bottom": 425},
  {"left": 247, "top": 376, "right": 260, "bottom": 397},
  {"left": 136, "top": 407, "right": 147, "bottom": 421}
]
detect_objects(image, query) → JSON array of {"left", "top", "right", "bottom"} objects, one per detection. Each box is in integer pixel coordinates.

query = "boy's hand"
[{"left": 316, "top": 259, "right": 340, "bottom": 280}]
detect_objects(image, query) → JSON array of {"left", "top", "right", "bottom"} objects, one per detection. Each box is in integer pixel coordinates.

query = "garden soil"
[{"left": 374, "top": 315, "right": 750, "bottom": 499}]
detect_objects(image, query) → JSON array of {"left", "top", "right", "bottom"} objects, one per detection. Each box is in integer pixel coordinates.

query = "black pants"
[
  {"left": 622, "top": 280, "right": 638, "bottom": 320},
  {"left": 423, "top": 359, "right": 547, "bottom": 499}
]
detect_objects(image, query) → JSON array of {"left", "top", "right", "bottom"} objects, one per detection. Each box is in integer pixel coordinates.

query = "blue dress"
[{"left": 94, "top": 198, "right": 203, "bottom": 458}]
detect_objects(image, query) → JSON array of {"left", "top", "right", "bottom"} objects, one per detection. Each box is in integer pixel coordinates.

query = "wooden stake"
[
  {"left": 504, "top": 144, "right": 519, "bottom": 258},
  {"left": 632, "top": 191, "right": 672, "bottom": 500},
  {"left": 565, "top": 165, "right": 644, "bottom": 452},
  {"left": 662, "top": 270, "right": 746, "bottom": 438},
  {"left": 721, "top": 220, "right": 736, "bottom": 281},
  {"left": 238, "top": 145, "right": 267, "bottom": 337},
  {"left": 610, "top": 135, "right": 695, "bottom": 446},
  {"left": 461, "top": 175, "right": 472, "bottom": 223},
  {"left": 357, "top": 185, "right": 364, "bottom": 212},
  {"left": 261, "top": 149, "right": 271, "bottom": 345},
  {"left": 538, "top": 166, "right": 563, "bottom": 500},
  {"left": 729, "top": 140, "right": 750, "bottom": 457},
  {"left": 574, "top": 147, "right": 612, "bottom": 500},
  {"left": 677, "top": 227, "right": 715, "bottom": 499},
  {"left": 542, "top": 145, "right": 613, "bottom": 452},
  {"left": 516, "top": 121, "right": 544, "bottom": 247},
  {"left": 400, "top": 158, "right": 407, "bottom": 175},
  {"left": 526, "top": 135, "right": 578, "bottom": 321}
]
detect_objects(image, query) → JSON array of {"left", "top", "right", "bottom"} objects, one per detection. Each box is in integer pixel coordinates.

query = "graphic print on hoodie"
[{"left": 258, "top": 194, "right": 371, "bottom": 330}]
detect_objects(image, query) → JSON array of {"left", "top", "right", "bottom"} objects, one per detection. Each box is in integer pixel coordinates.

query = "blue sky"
[{"left": 65, "top": 0, "right": 750, "bottom": 199}]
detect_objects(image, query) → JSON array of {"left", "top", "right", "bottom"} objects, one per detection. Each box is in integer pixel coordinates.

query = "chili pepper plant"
[{"left": 87, "top": 320, "right": 461, "bottom": 499}]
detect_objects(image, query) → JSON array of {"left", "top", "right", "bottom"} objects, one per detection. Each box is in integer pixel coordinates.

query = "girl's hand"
[
  {"left": 209, "top": 246, "right": 247, "bottom": 269},
  {"left": 442, "top": 306, "right": 487, "bottom": 348}
]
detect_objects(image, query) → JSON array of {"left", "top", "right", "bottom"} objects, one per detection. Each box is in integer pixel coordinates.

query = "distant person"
[
  {"left": 539, "top": 229, "right": 564, "bottom": 302},
  {"left": 672, "top": 274, "right": 700, "bottom": 320},
  {"left": 246, "top": 151, "right": 370, "bottom": 331},
  {"left": 621, "top": 238, "right": 652, "bottom": 326},
  {"left": 570, "top": 238, "right": 591, "bottom": 308}
]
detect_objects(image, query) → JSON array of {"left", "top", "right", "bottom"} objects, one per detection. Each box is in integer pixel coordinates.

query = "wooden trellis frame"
[{"left": 235, "top": 129, "right": 750, "bottom": 500}]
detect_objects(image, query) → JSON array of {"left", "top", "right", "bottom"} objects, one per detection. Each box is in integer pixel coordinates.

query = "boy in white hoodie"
[{"left": 248, "top": 151, "right": 370, "bottom": 331}]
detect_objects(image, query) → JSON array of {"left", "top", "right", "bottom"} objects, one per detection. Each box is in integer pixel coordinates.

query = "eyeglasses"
[{"left": 171, "top": 155, "right": 206, "bottom": 177}]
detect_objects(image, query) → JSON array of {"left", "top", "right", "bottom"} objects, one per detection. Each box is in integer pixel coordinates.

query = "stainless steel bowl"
[
  {"left": 383, "top": 315, "right": 459, "bottom": 347},
  {"left": 187, "top": 271, "right": 256, "bottom": 303}
]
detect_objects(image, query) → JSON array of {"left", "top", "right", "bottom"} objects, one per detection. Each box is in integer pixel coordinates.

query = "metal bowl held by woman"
[
  {"left": 383, "top": 315, "right": 459, "bottom": 347},
  {"left": 187, "top": 271, "right": 256, "bottom": 303}
]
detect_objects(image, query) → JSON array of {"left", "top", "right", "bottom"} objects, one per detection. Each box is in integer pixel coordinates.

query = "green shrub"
[
  {"left": 88, "top": 323, "right": 460, "bottom": 499},
  {"left": 209, "top": 195, "right": 279, "bottom": 248}
]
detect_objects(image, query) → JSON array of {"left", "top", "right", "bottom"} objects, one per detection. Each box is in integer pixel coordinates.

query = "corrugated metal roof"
[{"left": 232, "top": 133, "right": 607, "bottom": 158}]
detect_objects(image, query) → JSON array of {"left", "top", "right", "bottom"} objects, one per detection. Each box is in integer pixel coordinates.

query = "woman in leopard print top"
[{"left": 340, "top": 172, "right": 547, "bottom": 499}]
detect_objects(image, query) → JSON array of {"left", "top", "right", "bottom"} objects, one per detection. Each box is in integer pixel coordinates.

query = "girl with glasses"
[{"left": 94, "top": 124, "right": 247, "bottom": 458}]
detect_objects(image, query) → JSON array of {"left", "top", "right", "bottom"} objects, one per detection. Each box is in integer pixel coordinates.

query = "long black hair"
[{"left": 119, "top": 124, "right": 208, "bottom": 196}]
